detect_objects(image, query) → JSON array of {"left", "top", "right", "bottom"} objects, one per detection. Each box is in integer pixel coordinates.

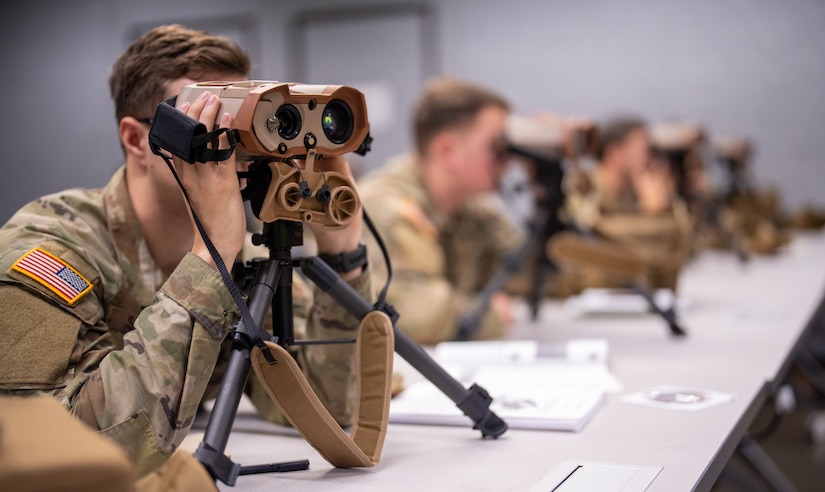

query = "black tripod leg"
[
  {"left": 195, "top": 260, "right": 306, "bottom": 485},
  {"left": 301, "top": 257, "right": 508, "bottom": 438},
  {"left": 628, "top": 282, "right": 687, "bottom": 337},
  {"left": 704, "top": 199, "right": 749, "bottom": 265},
  {"left": 528, "top": 258, "right": 553, "bottom": 321},
  {"left": 737, "top": 436, "right": 799, "bottom": 492},
  {"left": 455, "top": 223, "right": 542, "bottom": 341}
]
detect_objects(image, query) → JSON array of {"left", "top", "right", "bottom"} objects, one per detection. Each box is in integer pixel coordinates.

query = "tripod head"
[{"left": 712, "top": 135, "right": 754, "bottom": 202}]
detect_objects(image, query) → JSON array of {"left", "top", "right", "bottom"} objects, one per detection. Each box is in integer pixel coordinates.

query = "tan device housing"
[{"left": 175, "top": 80, "right": 370, "bottom": 228}]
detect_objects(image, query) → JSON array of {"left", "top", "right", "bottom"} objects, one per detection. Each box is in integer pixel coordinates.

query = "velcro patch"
[{"left": 11, "top": 247, "right": 93, "bottom": 306}]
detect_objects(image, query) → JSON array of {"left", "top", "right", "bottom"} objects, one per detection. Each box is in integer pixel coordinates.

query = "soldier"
[
  {"left": 564, "top": 116, "right": 693, "bottom": 291},
  {"left": 358, "top": 77, "right": 523, "bottom": 345},
  {"left": 0, "top": 24, "right": 372, "bottom": 477},
  {"left": 710, "top": 135, "right": 792, "bottom": 255}
]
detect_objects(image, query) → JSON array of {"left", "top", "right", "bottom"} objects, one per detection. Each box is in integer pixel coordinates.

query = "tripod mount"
[{"left": 193, "top": 161, "right": 507, "bottom": 487}]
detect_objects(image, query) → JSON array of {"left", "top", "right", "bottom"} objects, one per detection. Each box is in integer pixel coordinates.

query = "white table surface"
[{"left": 184, "top": 230, "right": 825, "bottom": 492}]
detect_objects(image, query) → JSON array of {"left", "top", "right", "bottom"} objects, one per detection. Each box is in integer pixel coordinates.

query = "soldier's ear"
[
  {"left": 429, "top": 131, "right": 460, "bottom": 167},
  {"left": 119, "top": 116, "right": 148, "bottom": 160}
]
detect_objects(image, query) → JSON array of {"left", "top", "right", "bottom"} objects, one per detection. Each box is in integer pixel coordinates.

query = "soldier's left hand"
[{"left": 306, "top": 155, "right": 364, "bottom": 280}]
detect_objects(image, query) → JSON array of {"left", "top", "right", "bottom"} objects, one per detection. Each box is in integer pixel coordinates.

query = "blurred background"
[{"left": 1, "top": 0, "right": 823, "bottom": 223}]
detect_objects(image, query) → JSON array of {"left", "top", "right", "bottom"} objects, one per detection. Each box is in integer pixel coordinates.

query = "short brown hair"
[
  {"left": 596, "top": 116, "right": 647, "bottom": 160},
  {"left": 413, "top": 77, "right": 509, "bottom": 155},
  {"left": 109, "top": 24, "right": 251, "bottom": 122}
]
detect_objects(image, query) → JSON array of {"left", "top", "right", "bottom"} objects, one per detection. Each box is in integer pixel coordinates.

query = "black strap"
[
  {"left": 158, "top": 153, "right": 275, "bottom": 363},
  {"left": 362, "top": 209, "right": 398, "bottom": 323},
  {"left": 148, "top": 96, "right": 241, "bottom": 164},
  {"left": 317, "top": 243, "right": 367, "bottom": 273}
]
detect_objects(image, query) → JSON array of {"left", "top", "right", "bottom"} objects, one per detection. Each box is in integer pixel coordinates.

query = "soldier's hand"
[
  {"left": 172, "top": 91, "right": 246, "bottom": 271},
  {"left": 633, "top": 165, "right": 674, "bottom": 215},
  {"left": 306, "top": 155, "right": 364, "bottom": 281},
  {"left": 490, "top": 292, "right": 515, "bottom": 328}
]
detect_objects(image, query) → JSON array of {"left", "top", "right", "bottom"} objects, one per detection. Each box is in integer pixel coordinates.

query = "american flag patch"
[{"left": 12, "top": 247, "right": 93, "bottom": 305}]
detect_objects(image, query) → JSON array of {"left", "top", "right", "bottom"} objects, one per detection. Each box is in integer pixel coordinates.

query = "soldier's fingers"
[
  {"left": 201, "top": 95, "right": 221, "bottom": 133},
  {"left": 185, "top": 91, "right": 211, "bottom": 121},
  {"left": 216, "top": 112, "right": 233, "bottom": 150}
]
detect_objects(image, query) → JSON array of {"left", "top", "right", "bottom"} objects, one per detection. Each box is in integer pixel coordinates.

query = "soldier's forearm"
[{"left": 72, "top": 254, "right": 237, "bottom": 476}]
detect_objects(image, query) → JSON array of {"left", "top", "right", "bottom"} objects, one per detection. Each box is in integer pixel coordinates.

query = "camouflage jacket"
[
  {"left": 0, "top": 166, "right": 372, "bottom": 476},
  {"left": 357, "top": 154, "right": 522, "bottom": 344},
  {"left": 564, "top": 166, "right": 694, "bottom": 290}
]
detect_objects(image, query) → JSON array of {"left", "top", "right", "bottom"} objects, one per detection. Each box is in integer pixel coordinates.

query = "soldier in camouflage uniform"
[
  {"left": 564, "top": 117, "right": 694, "bottom": 291},
  {"left": 358, "top": 78, "right": 523, "bottom": 344},
  {"left": 0, "top": 24, "right": 372, "bottom": 477}
]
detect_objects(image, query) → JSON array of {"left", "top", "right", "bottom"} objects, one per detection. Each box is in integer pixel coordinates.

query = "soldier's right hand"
[
  {"left": 633, "top": 164, "right": 675, "bottom": 215},
  {"left": 171, "top": 91, "right": 247, "bottom": 271},
  {"left": 490, "top": 292, "right": 515, "bottom": 329}
]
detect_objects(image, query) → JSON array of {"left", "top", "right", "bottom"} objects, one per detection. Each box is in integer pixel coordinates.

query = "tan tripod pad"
[{"left": 251, "top": 310, "right": 394, "bottom": 468}]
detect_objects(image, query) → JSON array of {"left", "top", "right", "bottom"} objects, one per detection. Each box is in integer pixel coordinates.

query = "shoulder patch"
[
  {"left": 398, "top": 199, "right": 438, "bottom": 239},
  {"left": 11, "top": 247, "right": 93, "bottom": 306}
]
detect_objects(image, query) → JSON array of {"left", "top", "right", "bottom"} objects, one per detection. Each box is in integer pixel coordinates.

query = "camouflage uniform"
[
  {"left": 0, "top": 166, "right": 372, "bottom": 476},
  {"left": 564, "top": 166, "right": 694, "bottom": 291},
  {"left": 357, "top": 154, "right": 523, "bottom": 344}
]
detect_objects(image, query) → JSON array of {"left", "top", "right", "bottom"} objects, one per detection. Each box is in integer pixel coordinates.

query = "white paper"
[
  {"left": 434, "top": 340, "right": 540, "bottom": 364},
  {"left": 390, "top": 356, "right": 611, "bottom": 432},
  {"left": 564, "top": 288, "right": 690, "bottom": 317}
]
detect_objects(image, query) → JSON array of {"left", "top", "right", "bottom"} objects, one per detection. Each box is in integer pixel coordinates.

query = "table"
[{"left": 184, "top": 230, "right": 825, "bottom": 491}]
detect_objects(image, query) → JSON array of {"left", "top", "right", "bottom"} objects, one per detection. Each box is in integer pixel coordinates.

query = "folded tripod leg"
[{"left": 300, "top": 257, "right": 508, "bottom": 439}]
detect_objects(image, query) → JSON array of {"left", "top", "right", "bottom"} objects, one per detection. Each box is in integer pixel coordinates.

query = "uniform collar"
[{"left": 102, "top": 166, "right": 163, "bottom": 291}]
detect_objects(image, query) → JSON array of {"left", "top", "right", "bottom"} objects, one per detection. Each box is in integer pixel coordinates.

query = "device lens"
[
  {"left": 275, "top": 104, "right": 301, "bottom": 140},
  {"left": 321, "top": 99, "right": 354, "bottom": 144}
]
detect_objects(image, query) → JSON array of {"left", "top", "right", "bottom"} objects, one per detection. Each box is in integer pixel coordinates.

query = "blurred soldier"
[
  {"left": 710, "top": 135, "right": 792, "bottom": 254},
  {"left": 358, "top": 78, "right": 523, "bottom": 344},
  {"left": 564, "top": 116, "right": 693, "bottom": 291},
  {"left": 0, "top": 24, "right": 371, "bottom": 477},
  {"left": 502, "top": 112, "right": 601, "bottom": 300}
]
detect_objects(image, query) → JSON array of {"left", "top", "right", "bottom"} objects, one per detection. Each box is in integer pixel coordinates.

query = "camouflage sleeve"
[
  {"left": 68, "top": 253, "right": 238, "bottom": 476},
  {"left": 364, "top": 198, "right": 506, "bottom": 345},
  {"left": 452, "top": 195, "right": 525, "bottom": 293}
]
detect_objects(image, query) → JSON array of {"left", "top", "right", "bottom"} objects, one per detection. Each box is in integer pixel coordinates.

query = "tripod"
[
  {"left": 456, "top": 144, "right": 686, "bottom": 340},
  {"left": 195, "top": 219, "right": 507, "bottom": 486}
]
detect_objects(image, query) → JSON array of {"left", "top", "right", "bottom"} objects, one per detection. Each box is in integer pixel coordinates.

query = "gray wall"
[{"left": 2, "top": 0, "right": 824, "bottom": 223}]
